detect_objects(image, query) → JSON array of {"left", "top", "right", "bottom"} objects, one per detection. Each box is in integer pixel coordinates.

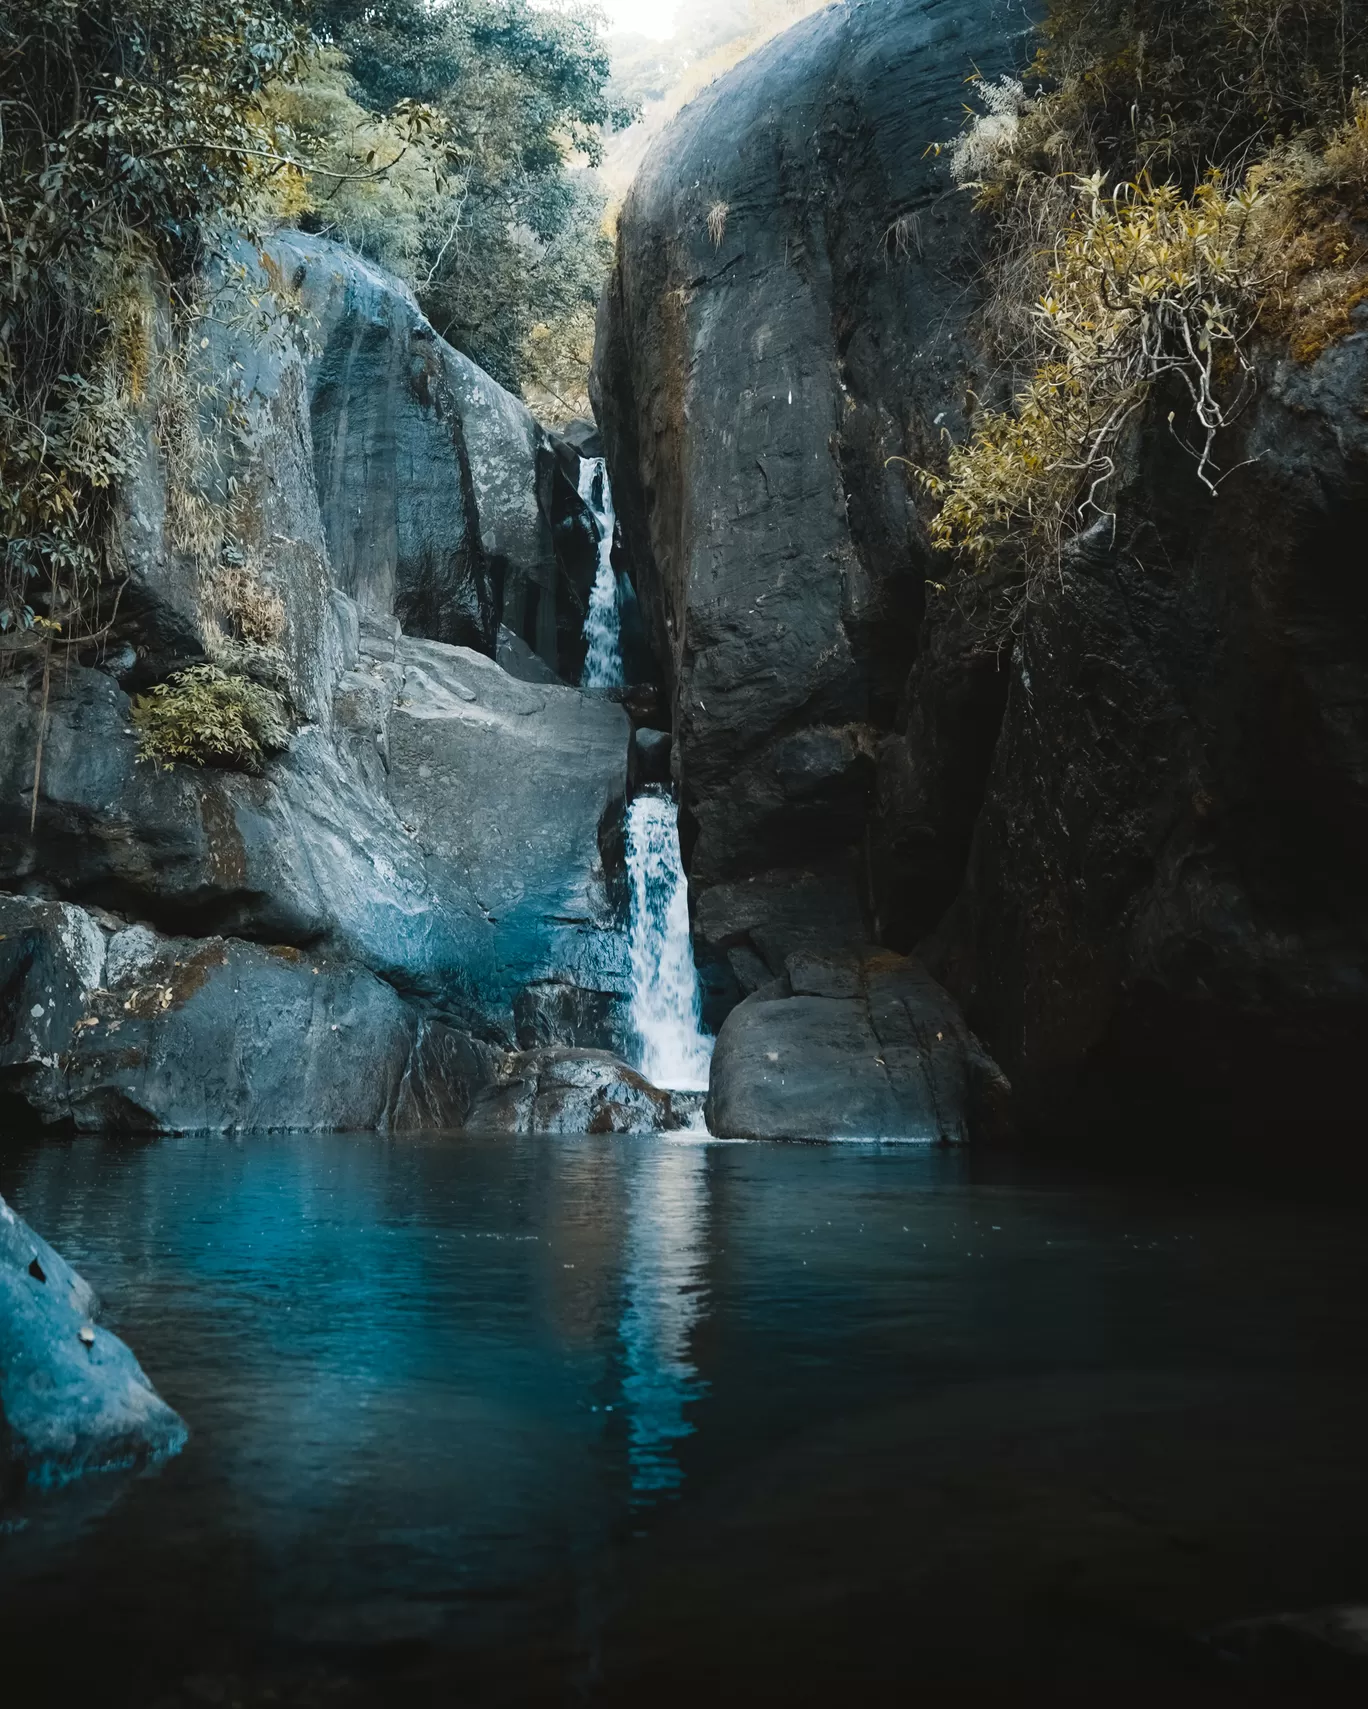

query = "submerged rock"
[
  {"left": 1212, "top": 1604, "right": 1368, "bottom": 1680},
  {"left": 469, "top": 1047, "right": 679, "bottom": 1134},
  {"left": 705, "top": 951, "right": 1010, "bottom": 1144},
  {"left": 1, "top": 1195, "right": 185, "bottom": 1492}
]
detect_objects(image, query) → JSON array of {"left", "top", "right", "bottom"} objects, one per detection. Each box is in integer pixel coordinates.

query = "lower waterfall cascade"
[
  {"left": 578, "top": 457, "right": 624, "bottom": 691},
  {"left": 624, "top": 790, "right": 714, "bottom": 1093}
]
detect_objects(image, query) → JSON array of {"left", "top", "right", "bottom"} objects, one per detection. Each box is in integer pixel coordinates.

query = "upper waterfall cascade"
[{"left": 578, "top": 458, "right": 624, "bottom": 691}]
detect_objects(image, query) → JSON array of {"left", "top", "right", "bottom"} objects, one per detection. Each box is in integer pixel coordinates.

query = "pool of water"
[{"left": 2, "top": 1132, "right": 1366, "bottom": 1702}]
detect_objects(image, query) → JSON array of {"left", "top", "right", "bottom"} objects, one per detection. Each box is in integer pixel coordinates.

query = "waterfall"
[
  {"left": 578, "top": 457, "right": 624, "bottom": 690},
  {"left": 576, "top": 453, "right": 711, "bottom": 1094},
  {"left": 625, "top": 790, "right": 713, "bottom": 1092}
]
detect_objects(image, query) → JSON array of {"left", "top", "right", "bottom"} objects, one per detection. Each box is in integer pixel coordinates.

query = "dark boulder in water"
[
  {"left": 705, "top": 951, "right": 1011, "bottom": 1144},
  {"left": 469, "top": 1047, "right": 681, "bottom": 1134},
  {"left": 1, "top": 1194, "right": 185, "bottom": 1492}
]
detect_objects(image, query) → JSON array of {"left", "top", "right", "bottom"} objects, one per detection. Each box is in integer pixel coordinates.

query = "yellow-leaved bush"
[
  {"left": 913, "top": 0, "right": 1368, "bottom": 601},
  {"left": 921, "top": 174, "right": 1267, "bottom": 570}
]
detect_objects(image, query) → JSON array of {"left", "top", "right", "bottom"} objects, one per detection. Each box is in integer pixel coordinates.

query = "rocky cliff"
[
  {"left": 0, "top": 235, "right": 641, "bottom": 1133},
  {"left": 595, "top": 0, "right": 1368, "bottom": 1148},
  {"left": 593, "top": 0, "right": 1033, "bottom": 1026}
]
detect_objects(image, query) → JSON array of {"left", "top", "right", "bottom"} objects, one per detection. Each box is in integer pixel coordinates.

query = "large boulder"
[
  {"left": 598, "top": 0, "right": 1368, "bottom": 1151},
  {"left": 112, "top": 232, "right": 599, "bottom": 694},
  {"left": 0, "top": 894, "right": 491, "bottom": 1133},
  {"left": 1, "top": 1194, "right": 185, "bottom": 1491},
  {"left": 593, "top": 0, "right": 1031, "bottom": 1016},
  {"left": 270, "top": 233, "right": 598, "bottom": 678},
  {"left": 379, "top": 636, "right": 632, "bottom": 1007},
  {"left": 705, "top": 950, "right": 1010, "bottom": 1143}
]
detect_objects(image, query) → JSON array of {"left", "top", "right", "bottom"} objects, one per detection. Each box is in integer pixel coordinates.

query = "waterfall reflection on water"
[
  {"left": 4, "top": 1134, "right": 1368, "bottom": 1699},
  {"left": 619, "top": 1139, "right": 710, "bottom": 1498}
]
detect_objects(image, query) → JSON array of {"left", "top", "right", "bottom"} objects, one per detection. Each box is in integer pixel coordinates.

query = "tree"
[
  {"left": 299, "top": 0, "right": 633, "bottom": 398},
  {"left": 0, "top": 0, "right": 306, "bottom": 638}
]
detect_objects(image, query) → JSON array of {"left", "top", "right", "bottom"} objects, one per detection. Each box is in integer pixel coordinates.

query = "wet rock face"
[
  {"left": 469, "top": 1047, "right": 680, "bottom": 1135},
  {"left": 705, "top": 949, "right": 1010, "bottom": 1143},
  {"left": 1, "top": 1194, "right": 185, "bottom": 1492},
  {"left": 593, "top": 0, "right": 1032, "bottom": 1011}
]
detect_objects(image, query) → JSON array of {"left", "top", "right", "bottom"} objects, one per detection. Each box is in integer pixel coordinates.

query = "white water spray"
[
  {"left": 578, "top": 457, "right": 624, "bottom": 690},
  {"left": 625, "top": 790, "right": 713, "bottom": 1092}
]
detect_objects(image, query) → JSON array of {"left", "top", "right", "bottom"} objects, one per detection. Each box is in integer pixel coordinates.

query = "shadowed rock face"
[
  {"left": 468, "top": 1046, "right": 681, "bottom": 1134},
  {"left": 598, "top": 0, "right": 1368, "bottom": 1148},
  {"left": 1, "top": 1193, "right": 185, "bottom": 1492},
  {"left": 593, "top": 0, "right": 1034, "bottom": 1016},
  {"left": 926, "top": 335, "right": 1368, "bottom": 1144}
]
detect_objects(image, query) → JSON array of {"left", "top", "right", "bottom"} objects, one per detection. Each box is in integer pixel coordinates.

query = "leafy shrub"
[
  {"left": 300, "top": 0, "right": 632, "bottom": 396},
  {"left": 920, "top": 174, "right": 1267, "bottom": 570},
  {"left": 0, "top": 0, "right": 307, "bottom": 642},
  {"left": 911, "top": 2, "right": 1368, "bottom": 606},
  {"left": 131, "top": 665, "right": 289, "bottom": 771}
]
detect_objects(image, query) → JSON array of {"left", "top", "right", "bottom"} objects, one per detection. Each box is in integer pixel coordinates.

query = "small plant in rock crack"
[
  {"left": 706, "top": 201, "right": 730, "bottom": 248},
  {"left": 131, "top": 665, "right": 289, "bottom": 772}
]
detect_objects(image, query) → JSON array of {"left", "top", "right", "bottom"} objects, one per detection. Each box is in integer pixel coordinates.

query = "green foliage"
[
  {"left": 921, "top": 175, "right": 1267, "bottom": 570},
  {"left": 1036, "top": 0, "right": 1368, "bottom": 185},
  {"left": 131, "top": 664, "right": 289, "bottom": 771},
  {"left": 1, "top": 0, "right": 628, "bottom": 657},
  {"left": 0, "top": 0, "right": 306, "bottom": 640},
  {"left": 913, "top": 1, "right": 1368, "bottom": 607},
  {"left": 299, "top": 0, "right": 631, "bottom": 394}
]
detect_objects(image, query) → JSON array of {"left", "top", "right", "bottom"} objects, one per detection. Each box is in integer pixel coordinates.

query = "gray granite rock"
[
  {"left": 1, "top": 1194, "right": 186, "bottom": 1492},
  {"left": 705, "top": 950, "right": 1010, "bottom": 1143},
  {"left": 594, "top": 0, "right": 1031, "bottom": 1019},
  {"left": 0, "top": 894, "right": 494, "bottom": 1133}
]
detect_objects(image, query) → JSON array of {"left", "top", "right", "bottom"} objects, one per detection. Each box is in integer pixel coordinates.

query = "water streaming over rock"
[
  {"left": 625, "top": 791, "right": 713, "bottom": 1092},
  {"left": 576, "top": 456, "right": 711, "bottom": 1092},
  {"left": 578, "top": 458, "right": 624, "bottom": 690}
]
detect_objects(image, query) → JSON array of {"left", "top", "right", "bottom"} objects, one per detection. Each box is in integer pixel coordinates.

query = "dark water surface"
[{"left": 2, "top": 1132, "right": 1367, "bottom": 1702}]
